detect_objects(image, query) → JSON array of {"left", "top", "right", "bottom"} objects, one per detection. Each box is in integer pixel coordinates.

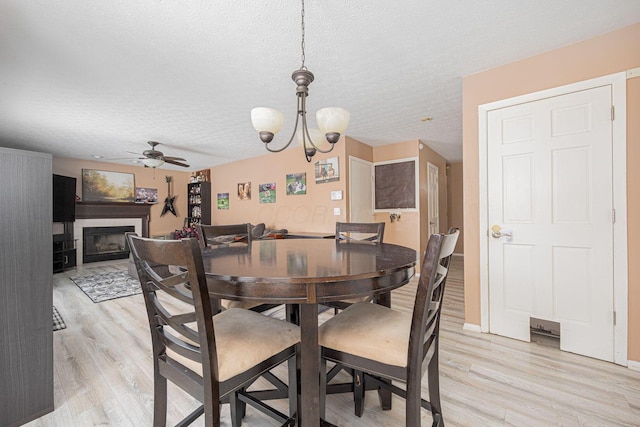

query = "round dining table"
[{"left": 202, "top": 238, "right": 417, "bottom": 427}]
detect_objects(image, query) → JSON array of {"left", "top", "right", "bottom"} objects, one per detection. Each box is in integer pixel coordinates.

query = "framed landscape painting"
[{"left": 82, "top": 169, "right": 135, "bottom": 203}]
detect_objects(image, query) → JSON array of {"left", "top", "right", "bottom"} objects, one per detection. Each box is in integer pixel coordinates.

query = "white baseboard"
[
  {"left": 628, "top": 360, "right": 640, "bottom": 371},
  {"left": 452, "top": 253, "right": 464, "bottom": 257},
  {"left": 463, "top": 323, "right": 481, "bottom": 333}
]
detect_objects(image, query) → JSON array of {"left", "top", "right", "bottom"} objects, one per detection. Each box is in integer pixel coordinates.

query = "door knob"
[{"left": 491, "top": 225, "right": 512, "bottom": 239}]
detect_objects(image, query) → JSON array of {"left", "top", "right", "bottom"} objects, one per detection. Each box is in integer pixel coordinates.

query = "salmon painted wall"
[
  {"left": 373, "top": 140, "right": 421, "bottom": 253},
  {"left": 209, "top": 139, "right": 348, "bottom": 233},
  {"left": 462, "top": 22, "right": 640, "bottom": 362},
  {"left": 370, "top": 139, "right": 447, "bottom": 263},
  {"left": 52, "top": 157, "right": 190, "bottom": 236},
  {"left": 209, "top": 137, "right": 447, "bottom": 270}
]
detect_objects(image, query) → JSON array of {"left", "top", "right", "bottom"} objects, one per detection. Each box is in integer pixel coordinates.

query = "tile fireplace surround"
[{"left": 74, "top": 202, "right": 150, "bottom": 266}]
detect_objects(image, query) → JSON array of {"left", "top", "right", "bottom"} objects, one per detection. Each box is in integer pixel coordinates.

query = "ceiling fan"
[{"left": 128, "top": 141, "right": 190, "bottom": 168}]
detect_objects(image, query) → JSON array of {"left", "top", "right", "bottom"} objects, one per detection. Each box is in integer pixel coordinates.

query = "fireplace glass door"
[{"left": 83, "top": 226, "right": 135, "bottom": 263}]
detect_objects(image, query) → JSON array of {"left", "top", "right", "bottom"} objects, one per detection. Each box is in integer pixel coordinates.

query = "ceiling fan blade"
[
  {"left": 163, "top": 156, "right": 187, "bottom": 162},
  {"left": 108, "top": 156, "right": 144, "bottom": 160},
  {"left": 164, "top": 159, "right": 190, "bottom": 168}
]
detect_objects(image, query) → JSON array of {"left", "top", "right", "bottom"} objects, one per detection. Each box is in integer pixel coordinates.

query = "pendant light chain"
[
  {"left": 300, "top": 0, "right": 306, "bottom": 70},
  {"left": 250, "top": 0, "right": 349, "bottom": 162}
]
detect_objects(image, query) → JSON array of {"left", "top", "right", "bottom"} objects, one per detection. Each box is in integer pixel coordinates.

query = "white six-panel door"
[{"left": 487, "top": 85, "right": 614, "bottom": 362}]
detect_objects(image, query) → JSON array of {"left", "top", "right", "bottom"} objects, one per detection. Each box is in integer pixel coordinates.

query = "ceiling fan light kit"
[
  {"left": 142, "top": 157, "right": 165, "bottom": 168},
  {"left": 250, "top": 0, "right": 349, "bottom": 163},
  {"left": 126, "top": 141, "right": 190, "bottom": 168}
]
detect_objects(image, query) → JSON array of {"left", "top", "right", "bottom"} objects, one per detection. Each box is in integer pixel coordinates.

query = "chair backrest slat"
[
  {"left": 408, "top": 228, "right": 459, "bottom": 377},
  {"left": 126, "top": 233, "right": 221, "bottom": 388},
  {"left": 196, "top": 223, "right": 252, "bottom": 249},
  {"left": 335, "top": 222, "right": 385, "bottom": 243}
]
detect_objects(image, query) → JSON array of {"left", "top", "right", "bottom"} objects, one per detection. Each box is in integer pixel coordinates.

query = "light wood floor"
[{"left": 28, "top": 256, "right": 640, "bottom": 426}]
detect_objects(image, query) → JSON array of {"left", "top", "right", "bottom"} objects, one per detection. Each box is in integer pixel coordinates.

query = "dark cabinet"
[
  {"left": 186, "top": 181, "right": 211, "bottom": 228},
  {"left": 0, "top": 147, "right": 53, "bottom": 426},
  {"left": 53, "top": 234, "right": 76, "bottom": 273}
]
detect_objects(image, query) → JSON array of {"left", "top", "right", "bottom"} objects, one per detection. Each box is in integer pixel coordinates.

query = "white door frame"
[
  {"left": 349, "top": 156, "right": 374, "bottom": 222},
  {"left": 478, "top": 72, "right": 628, "bottom": 365},
  {"left": 427, "top": 162, "right": 439, "bottom": 234}
]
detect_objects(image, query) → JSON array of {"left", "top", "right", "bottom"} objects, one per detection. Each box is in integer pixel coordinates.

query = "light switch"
[{"left": 333, "top": 207, "right": 341, "bottom": 216}]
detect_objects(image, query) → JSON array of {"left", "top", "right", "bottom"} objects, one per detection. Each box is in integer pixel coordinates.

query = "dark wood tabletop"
[{"left": 202, "top": 238, "right": 417, "bottom": 426}]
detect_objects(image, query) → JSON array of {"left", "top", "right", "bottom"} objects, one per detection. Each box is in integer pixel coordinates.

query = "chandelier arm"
[
  {"left": 301, "top": 111, "right": 335, "bottom": 154},
  {"left": 299, "top": 95, "right": 316, "bottom": 162},
  {"left": 304, "top": 125, "right": 336, "bottom": 153},
  {"left": 264, "top": 95, "right": 303, "bottom": 153}
]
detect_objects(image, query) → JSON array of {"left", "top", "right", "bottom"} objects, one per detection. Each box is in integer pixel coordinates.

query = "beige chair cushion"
[
  {"left": 221, "top": 299, "right": 265, "bottom": 310},
  {"left": 335, "top": 296, "right": 372, "bottom": 305},
  {"left": 167, "top": 308, "right": 299, "bottom": 382},
  {"left": 319, "top": 302, "right": 411, "bottom": 368}
]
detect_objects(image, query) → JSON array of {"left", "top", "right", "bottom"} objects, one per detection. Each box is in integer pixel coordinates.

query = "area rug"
[
  {"left": 53, "top": 306, "right": 66, "bottom": 331},
  {"left": 70, "top": 270, "right": 141, "bottom": 303}
]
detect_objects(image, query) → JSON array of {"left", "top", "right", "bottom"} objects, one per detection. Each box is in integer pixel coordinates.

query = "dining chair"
[
  {"left": 319, "top": 228, "right": 459, "bottom": 426},
  {"left": 195, "top": 223, "right": 280, "bottom": 312},
  {"left": 127, "top": 233, "right": 299, "bottom": 427},
  {"left": 325, "top": 222, "right": 386, "bottom": 313},
  {"left": 196, "top": 223, "right": 252, "bottom": 249},
  {"left": 335, "top": 221, "right": 385, "bottom": 243}
]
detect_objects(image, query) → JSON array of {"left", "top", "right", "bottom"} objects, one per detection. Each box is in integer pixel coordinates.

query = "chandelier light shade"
[
  {"left": 250, "top": 0, "right": 349, "bottom": 162},
  {"left": 250, "top": 108, "right": 285, "bottom": 136},
  {"left": 316, "top": 107, "right": 350, "bottom": 139},
  {"left": 297, "top": 127, "right": 325, "bottom": 148},
  {"left": 142, "top": 157, "right": 165, "bottom": 168}
]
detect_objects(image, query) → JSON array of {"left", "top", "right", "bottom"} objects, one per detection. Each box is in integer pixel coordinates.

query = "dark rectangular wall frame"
[{"left": 374, "top": 160, "right": 416, "bottom": 210}]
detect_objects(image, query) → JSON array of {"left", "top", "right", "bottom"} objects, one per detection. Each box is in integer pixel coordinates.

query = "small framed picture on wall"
[
  {"left": 314, "top": 157, "right": 339, "bottom": 183},
  {"left": 286, "top": 173, "right": 306, "bottom": 195},
  {"left": 237, "top": 182, "right": 251, "bottom": 200},
  {"left": 259, "top": 183, "right": 276, "bottom": 203}
]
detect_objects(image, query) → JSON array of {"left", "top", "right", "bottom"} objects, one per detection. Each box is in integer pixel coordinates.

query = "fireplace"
[
  {"left": 83, "top": 226, "right": 135, "bottom": 263},
  {"left": 73, "top": 202, "right": 150, "bottom": 266}
]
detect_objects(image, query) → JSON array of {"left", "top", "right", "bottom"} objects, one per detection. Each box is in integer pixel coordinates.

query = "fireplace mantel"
[{"left": 76, "top": 202, "right": 150, "bottom": 237}]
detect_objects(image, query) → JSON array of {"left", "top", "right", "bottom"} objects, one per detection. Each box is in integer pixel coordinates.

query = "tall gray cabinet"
[{"left": 0, "top": 147, "right": 53, "bottom": 426}]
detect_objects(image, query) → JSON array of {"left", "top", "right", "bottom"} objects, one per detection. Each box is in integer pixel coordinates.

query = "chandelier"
[{"left": 251, "top": 0, "right": 350, "bottom": 162}]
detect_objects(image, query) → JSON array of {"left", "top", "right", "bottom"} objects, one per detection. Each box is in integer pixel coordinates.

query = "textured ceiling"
[{"left": 1, "top": 1, "right": 639, "bottom": 171}]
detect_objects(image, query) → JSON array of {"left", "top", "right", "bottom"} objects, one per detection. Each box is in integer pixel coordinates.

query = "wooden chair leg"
[
  {"left": 320, "top": 357, "right": 327, "bottom": 419},
  {"left": 230, "top": 392, "right": 243, "bottom": 427},
  {"left": 427, "top": 343, "right": 443, "bottom": 425},
  {"left": 377, "top": 383, "right": 392, "bottom": 411},
  {"left": 288, "top": 351, "right": 298, "bottom": 419},
  {"left": 240, "top": 387, "right": 247, "bottom": 418},
  {"left": 153, "top": 371, "right": 167, "bottom": 427},
  {"left": 405, "top": 378, "right": 421, "bottom": 427},
  {"left": 353, "top": 370, "right": 365, "bottom": 417},
  {"left": 286, "top": 304, "right": 300, "bottom": 326}
]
